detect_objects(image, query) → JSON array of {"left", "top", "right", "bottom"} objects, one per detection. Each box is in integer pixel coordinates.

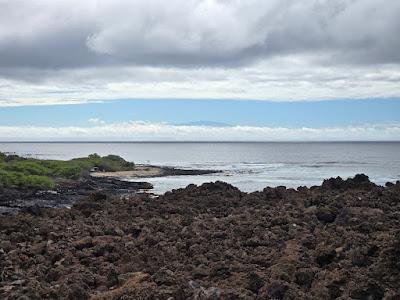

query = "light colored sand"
[{"left": 90, "top": 165, "right": 163, "bottom": 179}]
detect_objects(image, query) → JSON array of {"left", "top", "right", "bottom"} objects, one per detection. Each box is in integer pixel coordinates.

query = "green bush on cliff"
[
  {"left": 0, "top": 152, "right": 135, "bottom": 189},
  {"left": 0, "top": 169, "right": 55, "bottom": 189},
  {"left": 70, "top": 154, "right": 135, "bottom": 172}
]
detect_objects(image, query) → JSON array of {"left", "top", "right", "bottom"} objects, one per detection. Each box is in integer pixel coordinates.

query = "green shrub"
[
  {"left": 0, "top": 169, "right": 55, "bottom": 189},
  {"left": 4, "top": 161, "right": 51, "bottom": 176},
  {"left": 23, "top": 175, "right": 55, "bottom": 189},
  {"left": 0, "top": 153, "right": 134, "bottom": 189},
  {"left": 53, "top": 165, "right": 82, "bottom": 179}
]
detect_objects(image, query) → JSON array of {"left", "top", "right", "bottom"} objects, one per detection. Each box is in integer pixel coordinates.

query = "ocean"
[{"left": 1, "top": 142, "right": 399, "bottom": 193}]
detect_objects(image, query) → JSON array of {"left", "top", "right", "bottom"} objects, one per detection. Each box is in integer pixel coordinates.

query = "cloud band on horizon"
[{"left": 0, "top": 121, "right": 399, "bottom": 142}]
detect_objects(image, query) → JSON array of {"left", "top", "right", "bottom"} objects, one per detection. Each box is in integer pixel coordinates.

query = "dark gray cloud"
[
  {"left": 0, "top": 0, "right": 399, "bottom": 72},
  {"left": 0, "top": 0, "right": 399, "bottom": 105}
]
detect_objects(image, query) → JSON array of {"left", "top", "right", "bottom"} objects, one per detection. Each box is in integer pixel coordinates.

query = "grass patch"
[{"left": 0, "top": 153, "right": 135, "bottom": 189}]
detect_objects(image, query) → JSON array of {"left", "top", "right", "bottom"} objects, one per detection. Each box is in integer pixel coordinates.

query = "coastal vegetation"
[{"left": 0, "top": 152, "right": 135, "bottom": 189}]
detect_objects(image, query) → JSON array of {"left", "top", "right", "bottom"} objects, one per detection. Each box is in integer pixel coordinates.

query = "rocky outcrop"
[
  {"left": 160, "top": 167, "right": 222, "bottom": 177},
  {"left": 0, "top": 174, "right": 399, "bottom": 299},
  {"left": 0, "top": 178, "right": 153, "bottom": 215}
]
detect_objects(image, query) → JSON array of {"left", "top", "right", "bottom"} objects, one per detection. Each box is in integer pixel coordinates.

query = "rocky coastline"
[
  {"left": 0, "top": 165, "right": 219, "bottom": 215},
  {"left": 0, "top": 174, "right": 400, "bottom": 299},
  {"left": 90, "top": 164, "right": 222, "bottom": 179}
]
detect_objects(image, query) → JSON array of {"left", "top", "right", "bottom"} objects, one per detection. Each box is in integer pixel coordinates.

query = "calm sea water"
[{"left": 1, "top": 142, "right": 399, "bottom": 193}]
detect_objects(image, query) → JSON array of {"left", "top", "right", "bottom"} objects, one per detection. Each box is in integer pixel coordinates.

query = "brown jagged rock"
[{"left": 0, "top": 175, "right": 399, "bottom": 299}]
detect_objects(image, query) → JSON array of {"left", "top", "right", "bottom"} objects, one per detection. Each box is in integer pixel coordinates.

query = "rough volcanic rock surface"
[
  {"left": 0, "top": 178, "right": 153, "bottom": 215},
  {"left": 0, "top": 175, "right": 399, "bottom": 299}
]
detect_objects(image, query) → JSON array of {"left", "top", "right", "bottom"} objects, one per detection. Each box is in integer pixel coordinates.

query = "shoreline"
[
  {"left": 0, "top": 169, "right": 398, "bottom": 215},
  {"left": 0, "top": 174, "right": 399, "bottom": 298},
  {"left": 0, "top": 165, "right": 221, "bottom": 215},
  {"left": 89, "top": 164, "right": 221, "bottom": 179}
]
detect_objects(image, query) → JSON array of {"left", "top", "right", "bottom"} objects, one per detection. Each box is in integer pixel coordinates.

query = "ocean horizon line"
[{"left": 1, "top": 140, "right": 400, "bottom": 144}]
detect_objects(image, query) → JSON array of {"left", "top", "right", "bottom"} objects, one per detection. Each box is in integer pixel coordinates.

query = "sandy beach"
[
  {"left": 90, "top": 165, "right": 164, "bottom": 179},
  {"left": 90, "top": 164, "right": 220, "bottom": 180}
]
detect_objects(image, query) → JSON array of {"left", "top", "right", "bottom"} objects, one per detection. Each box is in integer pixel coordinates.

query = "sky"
[{"left": 0, "top": 0, "right": 400, "bottom": 141}]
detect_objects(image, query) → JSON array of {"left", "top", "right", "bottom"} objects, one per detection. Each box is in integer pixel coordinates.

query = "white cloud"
[
  {"left": 88, "top": 118, "right": 106, "bottom": 125},
  {"left": 0, "top": 120, "right": 399, "bottom": 141},
  {"left": 0, "top": 59, "right": 399, "bottom": 106},
  {"left": 0, "top": 0, "right": 399, "bottom": 105},
  {"left": 2, "top": 0, "right": 399, "bottom": 68}
]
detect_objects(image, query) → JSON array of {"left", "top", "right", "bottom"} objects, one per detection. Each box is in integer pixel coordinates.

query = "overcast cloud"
[
  {"left": 0, "top": 0, "right": 400, "bottom": 104},
  {"left": 1, "top": 121, "right": 399, "bottom": 141}
]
